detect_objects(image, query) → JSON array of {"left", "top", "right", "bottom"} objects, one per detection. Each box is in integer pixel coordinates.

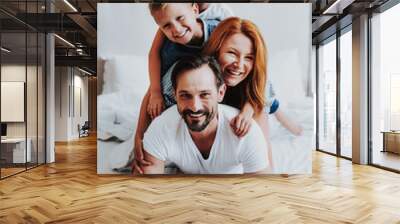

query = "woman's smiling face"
[{"left": 217, "top": 33, "right": 255, "bottom": 87}]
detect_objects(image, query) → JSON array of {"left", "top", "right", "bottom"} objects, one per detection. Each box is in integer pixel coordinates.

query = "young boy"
[{"left": 147, "top": 3, "right": 232, "bottom": 118}]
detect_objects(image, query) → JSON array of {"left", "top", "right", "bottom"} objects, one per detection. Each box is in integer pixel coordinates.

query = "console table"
[
  {"left": 0, "top": 138, "right": 32, "bottom": 164},
  {"left": 381, "top": 131, "right": 400, "bottom": 154}
]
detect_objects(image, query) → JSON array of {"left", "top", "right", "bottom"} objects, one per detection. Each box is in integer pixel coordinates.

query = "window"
[
  {"left": 340, "top": 29, "right": 352, "bottom": 158},
  {"left": 318, "top": 36, "right": 337, "bottom": 155},
  {"left": 0, "top": 1, "right": 47, "bottom": 179},
  {"left": 370, "top": 3, "right": 400, "bottom": 171}
]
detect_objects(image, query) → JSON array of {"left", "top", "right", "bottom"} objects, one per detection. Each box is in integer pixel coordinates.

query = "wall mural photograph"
[{"left": 97, "top": 3, "right": 313, "bottom": 175}]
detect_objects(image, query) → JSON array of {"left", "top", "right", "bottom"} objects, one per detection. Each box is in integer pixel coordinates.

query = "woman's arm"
[{"left": 252, "top": 111, "right": 273, "bottom": 171}]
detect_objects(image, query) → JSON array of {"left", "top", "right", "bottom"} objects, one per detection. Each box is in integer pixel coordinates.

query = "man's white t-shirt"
[{"left": 143, "top": 104, "right": 268, "bottom": 174}]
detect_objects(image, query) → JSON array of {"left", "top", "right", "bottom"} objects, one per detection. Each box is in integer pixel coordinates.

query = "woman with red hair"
[{"left": 203, "top": 17, "right": 272, "bottom": 168}]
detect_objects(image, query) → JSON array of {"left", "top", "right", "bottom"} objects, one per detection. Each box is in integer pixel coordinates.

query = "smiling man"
[{"left": 140, "top": 55, "right": 268, "bottom": 174}]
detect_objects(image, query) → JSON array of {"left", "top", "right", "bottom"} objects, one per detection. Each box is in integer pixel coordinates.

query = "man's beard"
[{"left": 181, "top": 107, "right": 216, "bottom": 132}]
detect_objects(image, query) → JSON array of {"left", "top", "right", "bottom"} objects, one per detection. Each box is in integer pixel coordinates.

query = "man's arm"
[{"left": 142, "top": 150, "right": 165, "bottom": 174}]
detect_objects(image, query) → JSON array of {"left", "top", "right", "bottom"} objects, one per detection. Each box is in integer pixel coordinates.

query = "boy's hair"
[
  {"left": 148, "top": 3, "right": 168, "bottom": 15},
  {"left": 171, "top": 54, "right": 223, "bottom": 91}
]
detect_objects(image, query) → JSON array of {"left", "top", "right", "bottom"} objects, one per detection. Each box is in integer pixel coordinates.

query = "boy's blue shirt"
[
  {"left": 160, "top": 18, "right": 219, "bottom": 77},
  {"left": 160, "top": 18, "right": 220, "bottom": 108}
]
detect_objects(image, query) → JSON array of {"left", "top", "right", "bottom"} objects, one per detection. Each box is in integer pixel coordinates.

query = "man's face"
[
  {"left": 153, "top": 4, "right": 199, "bottom": 45},
  {"left": 175, "top": 65, "right": 226, "bottom": 132}
]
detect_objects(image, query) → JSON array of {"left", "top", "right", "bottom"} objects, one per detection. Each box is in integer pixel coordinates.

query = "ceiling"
[{"left": 0, "top": 0, "right": 392, "bottom": 73}]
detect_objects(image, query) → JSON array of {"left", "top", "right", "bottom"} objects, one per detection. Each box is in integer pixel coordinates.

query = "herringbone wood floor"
[{"left": 1, "top": 135, "right": 400, "bottom": 223}]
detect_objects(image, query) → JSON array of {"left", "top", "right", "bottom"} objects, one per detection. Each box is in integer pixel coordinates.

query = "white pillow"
[
  {"left": 268, "top": 49, "right": 307, "bottom": 103},
  {"left": 102, "top": 54, "right": 149, "bottom": 96}
]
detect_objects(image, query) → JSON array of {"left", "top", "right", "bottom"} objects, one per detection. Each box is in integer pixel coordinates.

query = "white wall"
[
  {"left": 1, "top": 65, "right": 39, "bottom": 137},
  {"left": 55, "top": 67, "right": 89, "bottom": 141},
  {"left": 55, "top": 67, "right": 68, "bottom": 141},
  {"left": 1, "top": 63, "right": 46, "bottom": 164},
  {"left": 72, "top": 73, "right": 89, "bottom": 138},
  {"left": 229, "top": 3, "right": 312, "bottom": 102},
  {"left": 74, "top": 73, "right": 89, "bottom": 122},
  {"left": 1, "top": 65, "right": 26, "bottom": 132},
  {"left": 98, "top": 3, "right": 158, "bottom": 58}
]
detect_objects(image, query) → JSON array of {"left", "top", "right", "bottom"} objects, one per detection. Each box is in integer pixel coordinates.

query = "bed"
[{"left": 97, "top": 54, "right": 313, "bottom": 174}]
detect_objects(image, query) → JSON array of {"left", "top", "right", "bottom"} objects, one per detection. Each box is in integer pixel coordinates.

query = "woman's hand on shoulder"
[
  {"left": 230, "top": 111, "right": 253, "bottom": 137},
  {"left": 230, "top": 102, "right": 255, "bottom": 137}
]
